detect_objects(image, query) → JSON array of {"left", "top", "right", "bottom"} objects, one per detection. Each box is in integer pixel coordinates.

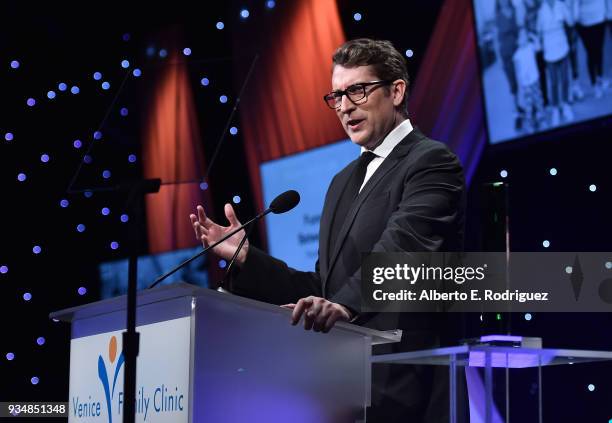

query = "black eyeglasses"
[{"left": 323, "top": 80, "right": 391, "bottom": 109}]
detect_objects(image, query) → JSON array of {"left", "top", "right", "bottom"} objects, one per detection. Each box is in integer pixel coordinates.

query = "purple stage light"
[
  {"left": 102, "top": 170, "right": 111, "bottom": 179},
  {"left": 121, "top": 60, "right": 130, "bottom": 68},
  {"left": 47, "top": 91, "right": 56, "bottom": 99},
  {"left": 353, "top": 12, "right": 362, "bottom": 21},
  {"left": 200, "top": 77, "right": 210, "bottom": 86},
  {"left": 216, "top": 21, "right": 224, "bottom": 30},
  {"left": 219, "top": 95, "right": 228, "bottom": 103},
  {"left": 23, "top": 292, "right": 32, "bottom": 301},
  {"left": 266, "top": 1, "right": 276, "bottom": 9},
  {"left": 60, "top": 199, "right": 69, "bottom": 208},
  {"left": 183, "top": 48, "right": 192, "bottom": 56},
  {"left": 36, "top": 337, "right": 45, "bottom": 346},
  {"left": 6, "top": 352, "right": 14, "bottom": 360},
  {"left": 32, "top": 245, "right": 41, "bottom": 254},
  {"left": 5, "top": 132, "right": 14, "bottom": 141},
  {"left": 110, "top": 241, "right": 119, "bottom": 250},
  {"left": 76, "top": 224, "right": 86, "bottom": 232},
  {"left": 71, "top": 86, "right": 80, "bottom": 94},
  {"left": 17, "top": 173, "right": 26, "bottom": 182},
  {"left": 101, "top": 81, "right": 110, "bottom": 90},
  {"left": 133, "top": 68, "right": 142, "bottom": 77},
  {"left": 78, "top": 287, "right": 87, "bottom": 295},
  {"left": 233, "top": 195, "right": 241, "bottom": 204},
  {"left": 31, "top": 377, "right": 39, "bottom": 385},
  {"left": 219, "top": 259, "right": 227, "bottom": 268},
  {"left": 120, "top": 107, "right": 128, "bottom": 116},
  {"left": 83, "top": 155, "right": 92, "bottom": 164},
  {"left": 230, "top": 126, "right": 238, "bottom": 135},
  {"left": 200, "top": 182, "right": 208, "bottom": 191},
  {"left": 40, "top": 154, "right": 50, "bottom": 163},
  {"left": 159, "top": 49, "right": 168, "bottom": 58},
  {"left": 101, "top": 207, "right": 110, "bottom": 215},
  {"left": 0, "top": 265, "right": 8, "bottom": 274},
  {"left": 120, "top": 214, "right": 129, "bottom": 222},
  {"left": 128, "top": 154, "right": 137, "bottom": 163},
  {"left": 240, "top": 9, "right": 250, "bottom": 18},
  {"left": 93, "top": 131, "right": 102, "bottom": 140},
  {"left": 73, "top": 139, "right": 82, "bottom": 148},
  {"left": 122, "top": 33, "right": 130, "bottom": 41},
  {"left": 27, "top": 98, "right": 36, "bottom": 107},
  {"left": 84, "top": 191, "right": 93, "bottom": 198},
  {"left": 58, "top": 82, "right": 67, "bottom": 91},
  {"left": 93, "top": 72, "right": 102, "bottom": 80},
  {"left": 10, "top": 60, "right": 20, "bottom": 69}
]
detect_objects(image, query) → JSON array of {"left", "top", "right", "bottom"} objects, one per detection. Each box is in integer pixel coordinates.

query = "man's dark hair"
[{"left": 332, "top": 38, "right": 410, "bottom": 116}]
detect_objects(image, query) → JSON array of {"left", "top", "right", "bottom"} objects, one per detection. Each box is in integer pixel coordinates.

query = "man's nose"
[{"left": 338, "top": 94, "right": 355, "bottom": 114}]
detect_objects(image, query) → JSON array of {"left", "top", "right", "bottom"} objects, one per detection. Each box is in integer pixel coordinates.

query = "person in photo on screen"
[
  {"left": 513, "top": 28, "right": 546, "bottom": 131},
  {"left": 574, "top": 0, "right": 610, "bottom": 98},
  {"left": 190, "top": 38, "right": 466, "bottom": 422},
  {"left": 566, "top": 0, "right": 587, "bottom": 101},
  {"left": 537, "top": 0, "right": 575, "bottom": 125},
  {"left": 524, "top": 0, "right": 552, "bottom": 106}
]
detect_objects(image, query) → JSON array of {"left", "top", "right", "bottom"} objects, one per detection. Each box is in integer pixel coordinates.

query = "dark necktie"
[{"left": 329, "top": 151, "right": 377, "bottom": 252}]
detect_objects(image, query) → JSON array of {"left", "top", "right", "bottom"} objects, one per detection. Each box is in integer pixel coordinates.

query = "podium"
[
  {"left": 372, "top": 342, "right": 612, "bottom": 423},
  {"left": 51, "top": 283, "right": 400, "bottom": 423}
]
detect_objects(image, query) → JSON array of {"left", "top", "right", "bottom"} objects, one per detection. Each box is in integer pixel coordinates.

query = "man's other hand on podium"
[
  {"left": 189, "top": 203, "right": 249, "bottom": 265},
  {"left": 283, "top": 296, "right": 352, "bottom": 333}
]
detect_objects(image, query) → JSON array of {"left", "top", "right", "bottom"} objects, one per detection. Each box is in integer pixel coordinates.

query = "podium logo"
[{"left": 98, "top": 335, "right": 124, "bottom": 423}]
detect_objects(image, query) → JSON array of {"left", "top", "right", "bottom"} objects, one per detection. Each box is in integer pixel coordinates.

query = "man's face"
[{"left": 331, "top": 65, "right": 400, "bottom": 150}]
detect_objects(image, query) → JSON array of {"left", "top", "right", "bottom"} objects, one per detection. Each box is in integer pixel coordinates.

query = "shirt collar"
[{"left": 360, "top": 118, "right": 413, "bottom": 158}]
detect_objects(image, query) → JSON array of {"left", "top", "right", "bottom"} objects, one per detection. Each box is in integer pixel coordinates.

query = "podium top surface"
[
  {"left": 371, "top": 345, "right": 612, "bottom": 368},
  {"left": 50, "top": 282, "right": 401, "bottom": 345}
]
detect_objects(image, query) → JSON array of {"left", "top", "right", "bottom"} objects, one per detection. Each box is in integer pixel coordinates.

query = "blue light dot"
[
  {"left": 102, "top": 170, "right": 111, "bottom": 179},
  {"left": 128, "top": 154, "right": 137, "bottom": 163},
  {"left": 40, "top": 154, "right": 50, "bottom": 163},
  {"left": 17, "top": 173, "right": 26, "bottom": 182},
  {"left": 31, "top": 377, "right": 39, "bottom": 385},
  {"left": 122, "top": 33, "right": 131, "bottom": 41},
  {"left": 71, "top": 86, "right": 80, "bottom": 94},
  {"left": 565, "top": 266, "right": 573, "bottom": 274},
  {"left": 101, "top": 207, "right": 110, "bottom": 215},
  {"left": 542, "top": 240, "right": 550, "bottom": 248},
  {"left": 27, "top": 98, "right": 36, "bottom": 107},
  {"left": 60, "top": 199, "right": 69, "bottom": 208},
  {"left": 500, "top": 170, "right": 508, "bottom": 178},
  {"left": 159, "top": 49, "right": 168, "bottom": 58},
  {"left": 200, "top": 77, "right": 210, "bottom": 86},
  {"left": 230, "top": 126, "right": 238, "bottom": 135},
  {"left": 93, "top": 72, "right": 102, "bottom": 80},
  {"left": 120, "top": 107, "right": 129, "bottom": 116},
  {"left": 588, "top": 384, "right": 595, "bottom": 392},
  {"left": 549, "top": 168, "right": 557, "bottom": 176},
  {"left": 5, "top": 132, "right": 14, "bottom": 141},
  {"left": 405, "top": 49, "right": 414, "bottom": 58},
  {"left": 101, "top": 81, "right": 111, "bottom": 90},
  {"left": 353, "top": 12, "right": 362, "bottom": 21},
  {"left": 233, "top": 195, "right": 241, "bottom": 204},
  {"left": 605, "top": 261, "right": 612, "bottom": 269},
  {"left": 120, "top": 214, "right": 129, "bottom": 223},
  {"left": 146, "top": 46, "right": 156, "bottom": 56},
  {"left": 266, "top": 0, "right": 276, "bottom": 9},
  {"left": 0, "top": 265, "right": 8, "bottom": 274},
  {"left": 58, "top": 83, "right": 67, "bottom": 91},
  {"left": 240, "top": 9, "right": 250, "bottom": 18},
  {"left": 84, "top": 190, "right": 93, "bottom": 198},
  {"left": 83, "top": 155, "right": 92, "bottom": 164},
  {"left": 589, "top": 184, "right": 597, "bottom": 192},
  {"left": 219, "top": 95, "right": 228, "bottom": 103},
  {"left": 78, "top": 287, "right": 87, "bottom": 296},
  {"left": 219, "top": 259, "right": 227, "bottom": 269},
  {"left": 200, "top": 182, "right": 209, "bottom": 191},
  {"left": 73, "top": 139, "right": 82, "bottom": 149},
  {"left": 23, "top": 292, "right": 32, "bottom": 301},
  {"left": 36, "top": 337, "right": 45, "bottom": 346},
  {"left": 110, "top": 241, "right": 119, "bottom": 250},
  {"left": 47, "top": 91, "right": 56, "bottom": 99},
  {"left": 6, "top": 352, "right": 14, "bottom": 360},
  {"left": 216, "top": 21, "right": 225, "bottom": 30},
  {"left": 133, "top": 68, "right": 142, "bottom": 77},
  {"left": 121, "top": 59, "right": 130, "bottom": 69},
  {"left": 33, "top": 245, "right": 41, "bottom": 254},
  {"left": 93, "top": 131, "right": 102, "bottom": 140},
  {"left": 76, "top": 224, "right": 86, "bottom": 233},
  {"left": 183, "top": 47, "right": 192, "bottom": 56},
  {"left": 524, "top": 313, "right": 532, "bottom": 321},
  {"left": 10, "top": 60, "right": 20, "bottom": 69}
]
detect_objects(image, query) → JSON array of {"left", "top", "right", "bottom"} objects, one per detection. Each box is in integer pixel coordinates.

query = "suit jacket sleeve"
[{"left": 329, "top": 144, "right": 465, "bottom": 313}]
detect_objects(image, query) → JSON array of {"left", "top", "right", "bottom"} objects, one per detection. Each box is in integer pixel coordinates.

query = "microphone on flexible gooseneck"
[{"left": 147, "top": 190, "right": 300, "bottom": 290}]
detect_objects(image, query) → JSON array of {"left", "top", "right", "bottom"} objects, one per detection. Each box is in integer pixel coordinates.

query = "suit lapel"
[{"left": 323, "top": 129, "right": 424, "bottom": 294}]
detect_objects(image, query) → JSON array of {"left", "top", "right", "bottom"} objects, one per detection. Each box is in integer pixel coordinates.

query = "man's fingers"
[
  {"left": 322, "top": 312, "right": 341, "bottom": 333},
  {"left": 291, "top": 297, "right": 313, "bottom": 325},
  {"left": 312, "top": 304, "right": 331, "bottom": 332},
  {"left": 197, "top": 205, "right": 212, "bottom": 228},
  {"left": 224, "top": 203, "right": 241, "bottom": 227},
  {"left": 280, "top": 303, "right": 296, "bottom": 309}
]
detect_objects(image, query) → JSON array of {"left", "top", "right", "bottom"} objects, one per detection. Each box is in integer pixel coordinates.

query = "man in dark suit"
[{"left": 190, "top": 38, "right": 466, "bottom": 422}]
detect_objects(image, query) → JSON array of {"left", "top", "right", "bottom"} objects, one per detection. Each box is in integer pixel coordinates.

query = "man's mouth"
[{"left": 347, "top": 118, "right": 365, "bottom": 130}]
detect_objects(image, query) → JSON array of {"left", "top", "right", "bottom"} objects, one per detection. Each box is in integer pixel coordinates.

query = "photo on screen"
[{"left": 472, "top": 0, "right": 612, "bottom": 144}]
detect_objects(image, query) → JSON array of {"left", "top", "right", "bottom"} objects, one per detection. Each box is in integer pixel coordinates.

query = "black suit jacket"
[{"left": 232, "top": 128, "right": 466, "bottom": 422}]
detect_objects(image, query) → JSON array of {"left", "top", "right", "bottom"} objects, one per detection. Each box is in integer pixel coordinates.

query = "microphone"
[{"left": 147, "top": 190, "right": 300, "bottom": 289}]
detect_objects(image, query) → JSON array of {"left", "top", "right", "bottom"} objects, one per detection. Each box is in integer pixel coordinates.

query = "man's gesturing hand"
[
  {"left": 283, "top": 296, "right": 352, "bottom": 333},
  {"left": 189, "top": 203, "right": 249, "bottom": 265}
]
